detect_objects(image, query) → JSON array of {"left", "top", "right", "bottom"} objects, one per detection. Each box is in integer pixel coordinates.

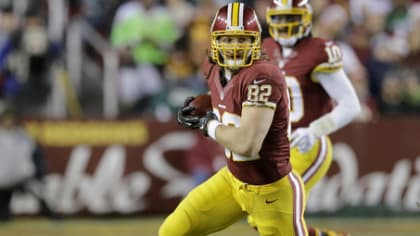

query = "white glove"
[{"left": 290, "top": 127, "right": 318, "bottom": 153}]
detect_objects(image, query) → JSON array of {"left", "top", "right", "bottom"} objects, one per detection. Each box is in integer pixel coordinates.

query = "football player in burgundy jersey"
[
  {"left": 255, "top": 0, "right": 361, "bottom": 236},
  {"left": 160, "top": 2, "right": 308, "bottom": 236}
]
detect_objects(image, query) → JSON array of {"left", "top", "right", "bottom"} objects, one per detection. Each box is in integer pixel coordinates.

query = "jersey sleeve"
[
  {"left": 241, "top": 70, "right": 283, "bottom": 110},
  {"left": 262, "top": 38, "right": 281, "bottom": 62},
  {"left": 311, "top": 40, "right": 343, "bottom": 76}
]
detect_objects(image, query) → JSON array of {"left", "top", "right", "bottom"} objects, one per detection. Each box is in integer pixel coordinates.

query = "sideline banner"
[
  {"left": 310, "top": 117, "right": 420, "bottom": 214},
  {"left": 11, "top": 117, "right": 420, "bottom": 215}
]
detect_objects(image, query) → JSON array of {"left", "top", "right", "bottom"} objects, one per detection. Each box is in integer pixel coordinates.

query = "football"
[{"left": 189, "top": 94, "right": 212, "bottom": 117}]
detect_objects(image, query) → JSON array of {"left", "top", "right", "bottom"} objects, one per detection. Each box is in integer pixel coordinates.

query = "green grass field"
[{"left": 0, "top": 216, "right": 419, "bottom": 236}]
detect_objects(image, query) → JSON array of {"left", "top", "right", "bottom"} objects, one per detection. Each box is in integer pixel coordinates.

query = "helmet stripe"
[
  {"left": 238, "top": 3, "right": 244, "bottom": 28},
  {"left": 275, "top": 0, "right": 292, "bottom": 7},
  {"left": 231, "top": 2, "right": 239, "bottom": 27},
  {"left": 298, "top": 0, "right": 308, "bottom": 6},
  {"left": 227, "top": 3, "right": 232, "bottom": 27}
]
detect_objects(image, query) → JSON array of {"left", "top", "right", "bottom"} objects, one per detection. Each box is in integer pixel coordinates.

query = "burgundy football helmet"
[
  {"left": 266, "top": 0, "right": 312, "bottom": 46},
  {"left": 210, "top": 2, "right": 261, "bottom": 69}
]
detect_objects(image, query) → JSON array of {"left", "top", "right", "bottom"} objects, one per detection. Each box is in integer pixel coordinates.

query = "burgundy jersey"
[
  {"left": 201, "top": 59, "right": 291, "bottom": 185},
  {"left": 262, "top": 37, "right": 343, "bottom": 130}
]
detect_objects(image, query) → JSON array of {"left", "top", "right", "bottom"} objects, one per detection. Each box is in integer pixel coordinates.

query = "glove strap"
[{"left": 207, "top": 120, "right": 221, "bottom": 140}]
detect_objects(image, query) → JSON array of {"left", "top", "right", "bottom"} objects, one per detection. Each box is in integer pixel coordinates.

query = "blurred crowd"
[{"left": 0, "top": 0, "right": 419, "bottom": 121}]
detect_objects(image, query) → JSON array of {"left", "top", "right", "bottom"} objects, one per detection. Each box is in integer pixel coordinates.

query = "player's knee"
[{"left": 159, "top": 210, "right": 192, "bottom": 236}]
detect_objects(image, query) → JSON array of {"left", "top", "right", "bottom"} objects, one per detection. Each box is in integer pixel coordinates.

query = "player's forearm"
[
  {"left": 212, "top": 106, "right": 274, "bottom": 157},
  {"left": 309, "top": 93, "right": 361, "bottom": 137},
  {"left": 311, "top": 69, "right": 361, "bottom": 137},
  {"left": 214, "top": 125, "right": 262, "bottom": 157}
]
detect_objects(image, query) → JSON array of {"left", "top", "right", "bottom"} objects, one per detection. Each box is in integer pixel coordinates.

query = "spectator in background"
[
  {"left": 0, "top": 104, "right": 51, "bottom": 221},
  {"left": 401, "top": 70, "right": 420, "bottom": 113},
  {"left": 403, "top": 2, "right": 420, "bottom": 74},
  {"left": 380, "top": 71, "right": 420, "bottom": 115},
  {"left": 165, "top": 0, "right": 195, "bottom": 32},
  {"left": 163, "top": 0, "right": 218, "bottom": 87},
  {"left": 0, "top": 6, "right": 21, "bottom": 103},
  {"left": 372, "top": 0, "right": 410, "bottom": 63},
  {"left": 386, "top": 0, "right": 411, "bottom": 34},
  {"left": 149, "top": 33, "right": 198, "bottom": 122},
  {"left": 309, "top": 0, "right": 331, "bottom": 21},
  {"left": 152, "top": 13, "right": 215, "bottom": 121},
  {"left": 404, "top": 3, "right": 420, "bottom": 114},
  {"left": 348, "top": 0, "right": 392, "bottom": 103},
  {"left": 183, "top": 0, "right": 218, "bottom": 71},
  {"left": 372, "top": 0, "right": 420, "bottom": 115},
  {"left": 110, "top": 0, "right": 179, "bottom": 115},
  {"left": 16, "top": 6, "right": 52, "bottom": 115},
  {"left": 0, "top": 4, "right": 53, "bottom": 116},
  {"left": 164, "top": 24, "right": 209, "bottom": 91},
  {"left": 379, "top": 71, "right": 408, "bottom": 114},
  {"left": 407, "top": 3, "right": 420, "bottom": 55},
  {"left": 349, "top": 0, "right": 392, "bottom": 32}
]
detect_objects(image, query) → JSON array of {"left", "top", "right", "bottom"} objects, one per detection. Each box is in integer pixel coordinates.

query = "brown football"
[{"left": 189, "top": 94, "right": 212, "bottom": 117}]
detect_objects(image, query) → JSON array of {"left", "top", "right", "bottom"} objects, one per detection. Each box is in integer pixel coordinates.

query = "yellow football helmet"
[{"left": 266, "top": 0, "right": 312, "bottom": 46}]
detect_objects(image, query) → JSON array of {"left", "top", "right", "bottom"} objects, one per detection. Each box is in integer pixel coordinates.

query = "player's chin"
[
  {"left": 225, "top": 59, "right": 244, "bottom": 68},
  {"left": 278, "top": 37, "right": 297, "bottom": 47}
]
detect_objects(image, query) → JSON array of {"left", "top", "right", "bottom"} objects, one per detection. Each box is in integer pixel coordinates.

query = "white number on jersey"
[
  {"left": 285, "top": 76, "right": 304, "bottom": 123},
  {"left": 247, "top": 84, "right": 273, "bottom": 102},
  {"left": 324, "top": 43, "right": 342, "bottom": 64}
]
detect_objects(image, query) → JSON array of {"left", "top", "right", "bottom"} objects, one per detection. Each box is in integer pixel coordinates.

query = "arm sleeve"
[{"left": 309, "top": 69, "right": 361, "bottom": 137}]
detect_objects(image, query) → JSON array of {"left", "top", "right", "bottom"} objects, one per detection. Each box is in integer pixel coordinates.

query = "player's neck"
[
  {"left": 220, "top": 68, "right": 235, "bottom": 87},
  {"left": 224, "top": 69, "right": 233, "bottom": 81}
]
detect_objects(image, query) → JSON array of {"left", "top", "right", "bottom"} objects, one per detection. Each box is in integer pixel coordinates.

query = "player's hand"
[
  {"left": 290, "top": 127, "right": 318, "bottom": 153},
  {"left": 176, "top": 96, "right": 200, "bottom": 129},
  {"left": 199, "top": 111, "right": 218, "bottom": 136}
]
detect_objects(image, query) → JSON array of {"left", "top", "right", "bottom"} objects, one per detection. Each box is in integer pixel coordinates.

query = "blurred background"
[{"left": 0, "top": 0, "right": 419, "bottom": 235}]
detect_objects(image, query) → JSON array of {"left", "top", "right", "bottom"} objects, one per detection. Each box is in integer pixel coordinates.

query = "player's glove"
[
  {"left": 199, "top": 111, "right": 218, "bottom": 137},
  {"left": 290, "top": 127, "right": 318, "bottom": 153},
  {"left": 176, "top": 96, "right": 200, "bottom": 129}
]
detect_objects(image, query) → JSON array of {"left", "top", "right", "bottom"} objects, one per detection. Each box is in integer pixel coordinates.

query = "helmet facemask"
[
  {"left": 266, "top": 4, "right": 312, "bottom": 47},
  {"left": 211, "top": 30, "right": 260, "bottom": 69}
]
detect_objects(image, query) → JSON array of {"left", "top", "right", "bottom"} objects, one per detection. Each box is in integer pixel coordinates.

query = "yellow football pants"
[
  {"left": 290, "top": 136, "right": 333, "bottom": 193},
  {"left": 248, "top": 136, "right": 333, "bottom": 231},
  {"left": 159, "top": 166, "right": 308, "bottom": 236}
]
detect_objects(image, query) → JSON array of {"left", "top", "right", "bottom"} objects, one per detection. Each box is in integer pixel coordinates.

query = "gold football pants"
[
  {"left": 290, "top": 136, "right": 333, "bottom": 193},
  {"left": 159, "top": 166, "right": 307, "bottom": 236}
]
